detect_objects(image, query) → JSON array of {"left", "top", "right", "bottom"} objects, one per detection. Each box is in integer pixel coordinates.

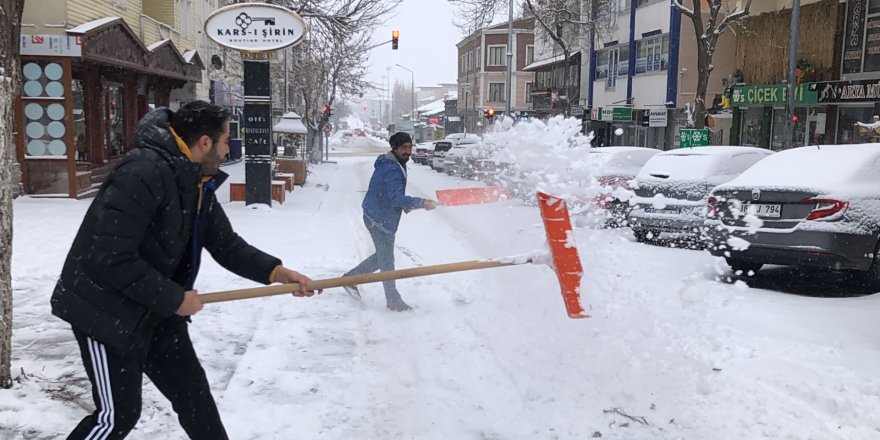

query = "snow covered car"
[
  {"left": 431, "top": 140, "right": 454, "bottom": 171},
  {"left": 628, "top": 146, "right": 773, "bottom": 243},
  {"left": 586, "top": 146, "right": 662, "bottom": 227},
  {"left": 413, "top": 143, "right": 431, "bottom": 165},
  {"left": 703, "top": 144, "right": 880, "bottom": 279}
]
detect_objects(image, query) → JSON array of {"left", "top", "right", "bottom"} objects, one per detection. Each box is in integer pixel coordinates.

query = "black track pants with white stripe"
[{"left": 67, "top": 318, "right": 229, "bottom": 440}]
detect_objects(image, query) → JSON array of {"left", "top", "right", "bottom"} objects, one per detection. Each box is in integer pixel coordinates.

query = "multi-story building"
[
  {"left": 16, "top": 0, "right": 204, "bottom": 197},
  {"left": 728, "top": 0, "right": 841, "bottom": 149},
  {"left": 456, "top": 17, "right": 535, "bottom": 133},
  {"left": 587, "top": 0, "right": 696, "bottom": 148},
  {"left": 523, "top": 2, "right": 589, "bottom": 121}
]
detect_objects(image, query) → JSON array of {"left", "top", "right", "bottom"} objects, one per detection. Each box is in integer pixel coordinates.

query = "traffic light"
[
  {"left": 392, "top": 30, "right": 399, "bottom": 50},
  {"left": 484, "top": 107, "right": 495, "bottom": 121},
  {"left": 321, "top": 104, "right": 332, "bottom": 118}
]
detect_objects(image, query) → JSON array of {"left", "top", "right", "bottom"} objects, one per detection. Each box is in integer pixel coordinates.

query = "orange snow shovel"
[
  {"left": 435, "top": 186, "right": 511, "bottom": 206},
  {"left": 199, "top": 192, "right": 587, "bottom": 318}
]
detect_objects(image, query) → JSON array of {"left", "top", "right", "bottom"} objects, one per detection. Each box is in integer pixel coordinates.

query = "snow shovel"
[
  {"left": 435, "top": 186, "right": 511, "bottom": 206},
  {"left": 199, "top": 192, "right": 587, "bottom": 319}
]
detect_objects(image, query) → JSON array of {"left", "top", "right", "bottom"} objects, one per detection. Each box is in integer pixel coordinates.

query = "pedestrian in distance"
[
  {"left": 343, "top": 132, "right": 438, "bottom": 311},
  {"left": 51, "top": 100, "right": 318, "bottom": 440}
]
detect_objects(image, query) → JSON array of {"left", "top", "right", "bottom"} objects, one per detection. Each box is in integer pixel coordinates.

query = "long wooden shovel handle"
[{"left": 199, "top": 259, "right": 521, "bottom": 304}]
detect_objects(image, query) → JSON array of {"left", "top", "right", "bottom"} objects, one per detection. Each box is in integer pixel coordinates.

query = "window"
[
  {"left": 843, "top": 1, "right": 880, "bottom": 73},
  {"left": 636, "top": 35, "right": 669, "bottom": 73},
  {"left": 178, "top": 0, "right": 192, "bottom": 39},
  {"left": 488, "top": 45, "right": 507, "bottom": 66},
  {"left": 525, "top": 82, "right": 533, "bottom": 103},
  {"left": 489, "top": 82, "right": 506, "bottom": 102},
  {"left": 607, "top": 48, "right": 620, "bottom": 89},
  {"left": 526, "top": 45, "right": 535, "bottom": 66},
  {"left": 476, "top": 47, "right": 481, "bottom": 69}
]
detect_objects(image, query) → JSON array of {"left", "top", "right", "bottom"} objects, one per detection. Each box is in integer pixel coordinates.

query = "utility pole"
[
  {"left": 505, "top": 0, "right": 514, "bottom": 119},
  {"left": 784, "top": 0, "right": 801, "bottom": 150}
]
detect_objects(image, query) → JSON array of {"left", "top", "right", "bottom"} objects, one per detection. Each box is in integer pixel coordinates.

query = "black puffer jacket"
[{"left": 51, "top": 108, "right": 281, "bottom": 350}]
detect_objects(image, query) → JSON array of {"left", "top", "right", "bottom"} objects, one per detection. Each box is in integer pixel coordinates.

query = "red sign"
[
  {"left": 323, "top": 123, "right": 332, "bottom": 133},
  {"left": 31, "top": 35, "right": 44, "bottom": 44},
  {"left": 428, "top": 118, "right": 439, "bottom": 125}
]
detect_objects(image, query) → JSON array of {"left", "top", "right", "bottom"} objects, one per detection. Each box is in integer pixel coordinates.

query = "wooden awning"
[{"left": 67, "top": 17, "right": 202, "bottom": 82}]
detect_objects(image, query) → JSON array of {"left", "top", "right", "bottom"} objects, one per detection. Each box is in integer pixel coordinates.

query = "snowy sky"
[{"left": 366, "top": 0, "right": 460, "bottom": 94}]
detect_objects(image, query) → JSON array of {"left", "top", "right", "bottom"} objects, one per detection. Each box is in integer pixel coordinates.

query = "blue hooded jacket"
[{"left": 362, "top": 151, "right": 425, "bottom": 234}]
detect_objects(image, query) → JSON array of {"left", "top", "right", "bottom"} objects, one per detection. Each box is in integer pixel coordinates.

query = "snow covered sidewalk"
[{"left": 3, "top": 143, "right": 880, "bottom": 439}]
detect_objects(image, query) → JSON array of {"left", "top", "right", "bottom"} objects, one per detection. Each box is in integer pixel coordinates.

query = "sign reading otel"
[{"left": 205, "top": 3, "right": 307, "bottom": 206}]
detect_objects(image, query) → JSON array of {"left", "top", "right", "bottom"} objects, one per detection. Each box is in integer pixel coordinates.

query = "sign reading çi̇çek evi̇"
[{"left": 204, "top": 3, "right": 307, "bottom": 52}]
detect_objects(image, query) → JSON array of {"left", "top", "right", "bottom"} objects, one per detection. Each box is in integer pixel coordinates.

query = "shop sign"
[
  {"left": 597, "top": 107, "right": 632, "bottom": 122},
  {"left": 205, "top": 3, "right": 307, "bottom": 52},
  {"left": 730, "top": 84, "right": 817, "bottom": 107},
  {"left": 809, "top": 79, "right": 880, "bottom": 103},
  {"left": 680, "top": 128, "right": 709, "bottom": 148},
  {"left": 20, "top": 34, "right": 81, "bottom": 57},
  {"left": 649, "top": 109, "right": 667, "bottom": 127},
  {"left": 843, "top": 0, "right": 866, "bottom": 74}
]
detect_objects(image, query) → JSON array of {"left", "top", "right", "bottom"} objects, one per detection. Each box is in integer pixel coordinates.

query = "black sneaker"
[
  {"left": 387, "top": 301, "right": 412, "bottom": 312},
  {"left": 343, "top": 285, "right": 361, "bottom": 300}
]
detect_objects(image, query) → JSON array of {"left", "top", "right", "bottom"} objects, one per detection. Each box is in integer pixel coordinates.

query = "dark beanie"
[{"left": 389, "top": 132, "right": 413, "bottom": 149}]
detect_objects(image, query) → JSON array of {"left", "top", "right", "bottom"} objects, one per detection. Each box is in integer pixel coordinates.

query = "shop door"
[
  {"left": 103, "top": 81, "right": 125, "bottom": 160},
  {"left": 634, "top": 127, "right": 647, "bottom": 147}
]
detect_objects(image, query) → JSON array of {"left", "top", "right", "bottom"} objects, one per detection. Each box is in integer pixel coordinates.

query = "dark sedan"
[{"left": 703, "top": 144, "right": 880, "bottom": 283}]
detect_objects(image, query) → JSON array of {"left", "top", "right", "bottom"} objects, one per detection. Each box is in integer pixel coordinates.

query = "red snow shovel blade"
[
  {"left": 436, "top": 186, "right": 511, "bottom": 206},
  {"left": 537, "top": 191, "right": 588, "bottom": 319}
]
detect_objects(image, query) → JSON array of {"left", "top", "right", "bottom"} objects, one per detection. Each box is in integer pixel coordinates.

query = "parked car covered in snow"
[
  {"left": 413, "top": 142, "right": 431, "bottom": 165},
  {"left": 431, "top": 140, "right": 454, "bottom": 171},
  {"left": 585, "top": 146, "right": 662, "bottom": 226},
  {"left": 628, "top": 146, "right": 773, "bottom": 244},
  {"left": 703, "top": 144, "right": 880, "bottom": 279}
]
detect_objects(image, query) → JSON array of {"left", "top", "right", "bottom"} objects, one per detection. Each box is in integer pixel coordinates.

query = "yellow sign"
[{"left": 241, "top": 51, "right": 275, "bottom": 60}]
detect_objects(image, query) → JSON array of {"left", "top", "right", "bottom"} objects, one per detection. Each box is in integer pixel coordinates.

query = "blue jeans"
[{"left": 345, "top": 215, "right": 404, "bottom": 305}]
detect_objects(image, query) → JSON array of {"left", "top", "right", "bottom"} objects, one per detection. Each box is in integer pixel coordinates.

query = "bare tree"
[
  {"left": 672, "top": 0, "right": 752, "bottom": 129},
  {"left": 0, "top": 0, "right": 25, "bottom": 390},
  {"left": 391, "top": 80, "right": 413, "bottom": 120}
]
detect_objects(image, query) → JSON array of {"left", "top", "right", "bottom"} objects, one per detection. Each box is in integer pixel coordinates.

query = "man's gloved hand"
[
  {"left": 423, "top": 199, "right": 438, "bottom": 210},
  {"left": 273, "top": 266, "right": 321, "bottom": 297}
]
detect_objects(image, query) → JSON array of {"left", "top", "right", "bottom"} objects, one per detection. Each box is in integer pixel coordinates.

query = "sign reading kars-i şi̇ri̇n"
[{"left": 204, "top": 3, "right": 307, "bottom": 52}]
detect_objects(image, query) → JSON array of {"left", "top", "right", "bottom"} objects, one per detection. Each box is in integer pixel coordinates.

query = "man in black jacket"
[{"left": 51, "top": 101, "right": 316, "bottom": 439}]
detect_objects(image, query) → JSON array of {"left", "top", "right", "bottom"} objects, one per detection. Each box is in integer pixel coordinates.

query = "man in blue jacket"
[{"left": 344, "top": 132, "right": 437, "bottom": 311}]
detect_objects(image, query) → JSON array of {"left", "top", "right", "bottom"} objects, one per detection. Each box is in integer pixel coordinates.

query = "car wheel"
[
  {"left": 634, "top": 230, "right": 651, "bottom": 243},
  {"left": 725, "top": 258, "right": 762, "bottom": 276},
  {"left": 862, "top": 241, "right": 880, "bottom": 290}
]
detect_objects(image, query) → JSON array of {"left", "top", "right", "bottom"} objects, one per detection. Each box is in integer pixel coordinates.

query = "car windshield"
[
  {"left": 434, "top": 142, "right": 452, "bottom": 152},
  {"left": 638, "top": 153, "right": 717, "bottom": 181}
]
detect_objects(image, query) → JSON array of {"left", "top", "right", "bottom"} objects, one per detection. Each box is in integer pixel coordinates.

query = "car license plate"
[
  {"left": 644, "top": 207, "right": 680, "bottom": 215},
  {"left": 749, "top": 203, "right": 782, "bottom": 218}
]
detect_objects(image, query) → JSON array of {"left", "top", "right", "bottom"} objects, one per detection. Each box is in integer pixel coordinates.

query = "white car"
[
  {"left": 628, "top": 146, "right": 773, "bottom": 243},
  {"left": 431, "top": 140, "right": 454, "bottom": 171}
]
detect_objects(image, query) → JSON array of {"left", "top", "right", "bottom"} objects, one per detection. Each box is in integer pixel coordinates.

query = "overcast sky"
[{"left": 365, "top": 0, "right": 461, "bottom": 97}]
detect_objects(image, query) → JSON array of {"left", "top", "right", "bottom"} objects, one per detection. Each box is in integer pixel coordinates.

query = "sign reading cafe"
[{"left": 204, "top": 3, "right": 307, "bottom": 52}]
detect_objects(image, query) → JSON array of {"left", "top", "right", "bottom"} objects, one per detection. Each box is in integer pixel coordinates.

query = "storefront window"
[
  {"left": 22, "top": 61, "right": 67, "bottom": 158},
  {"left": 740, "top": 107, "right": 765, "bottom": 146},
  {"left": 837, "top": 106, "right": 876, "bottom": 144},
  {"left": 72, "top": 77, "right": 88, "bottom": 162},
  {"left": 105, "top": 82, "right": 125, "bottom": 158},
  {"left": 770, "top": 108, "right": 808, "bottom": 149}
]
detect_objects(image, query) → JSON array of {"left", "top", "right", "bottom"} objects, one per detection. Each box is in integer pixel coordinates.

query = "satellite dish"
[{"left": 211, "top": 55, "right": 224, "bottom": 70}]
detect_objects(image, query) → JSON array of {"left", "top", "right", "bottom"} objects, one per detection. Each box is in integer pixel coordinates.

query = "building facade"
[
  {"left": 456, "top": 17, "right": 535, "bottom": 134},
  {"left": 16, "top": 0, "right": 204, "bottom": 197}
]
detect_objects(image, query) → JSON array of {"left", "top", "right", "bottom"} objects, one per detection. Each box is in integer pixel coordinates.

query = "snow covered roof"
[
  {"left": 273, "top": 112, "right": 307, "bottom": 134},
  {"left": 67, "top": 17, "right": 121, "bottom": 34},
  {"left": 147, "top": 39, "right": 172, "bottom": 51},
  {"left": 523, "top": 51, "right": 580, "bottom": 72},
  {"left": 417, "top": 98, "right": 446, "bottom": 116}
]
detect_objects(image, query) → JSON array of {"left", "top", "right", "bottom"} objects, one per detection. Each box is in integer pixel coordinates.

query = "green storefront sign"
[
  {"left": 680, "top": 128, "right": 709, "bottom": 148},
  {"left": 730, "top": 84, "right": 818, "bottom": 107},
  {"left": 596, "top": 107, "right": 633, "bottom": 122}
]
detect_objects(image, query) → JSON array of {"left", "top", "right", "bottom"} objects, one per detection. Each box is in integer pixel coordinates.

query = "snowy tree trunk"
[
  {"left": 0, "top": 0, "right": 25, "bottom": 389},
  {"left": 693, "top": 38, "right": 711, "bottom": 129}
]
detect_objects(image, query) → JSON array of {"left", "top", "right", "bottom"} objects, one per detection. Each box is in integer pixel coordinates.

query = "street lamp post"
[{"left": 395, "top": 63, "right": 415, "bottom": 119}]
